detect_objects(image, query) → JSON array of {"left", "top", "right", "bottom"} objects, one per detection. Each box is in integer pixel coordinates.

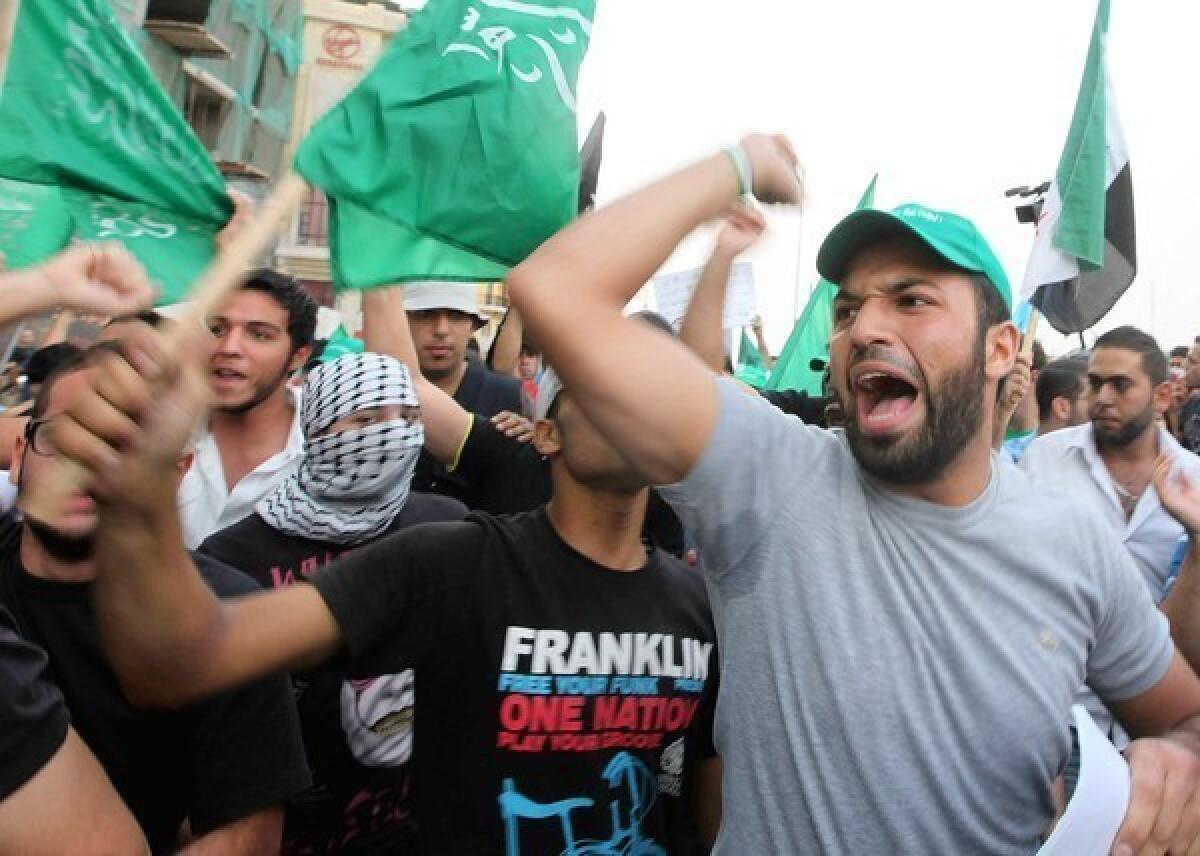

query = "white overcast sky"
[{"left": 571, "top": 0, "right": 1200, "bottom": 358}]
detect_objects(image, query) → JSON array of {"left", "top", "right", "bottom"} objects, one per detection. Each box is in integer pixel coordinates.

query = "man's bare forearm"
[
  {"left": 94, "top": 492, "right": 230, "bottom": 707},
  {"left": 179, "top": 808, "right": 283, "bottom": 856},
  {"left": 488, "top": 307, "right": 524, "bottom": 376},
  {"left": 679, "top": 246, "right": 737, "bottom": 373}
]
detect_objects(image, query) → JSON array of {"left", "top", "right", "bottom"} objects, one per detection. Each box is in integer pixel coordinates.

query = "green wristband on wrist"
[{"left": 723, "top": 144, "right": 753, "bottom": 198}]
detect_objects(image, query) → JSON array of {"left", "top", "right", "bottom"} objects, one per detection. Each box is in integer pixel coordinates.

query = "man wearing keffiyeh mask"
[
  {"left": 196, "top": 352, "right": 467, "bottom": 854},
  {"left": 258, "top": 353, "right": 426, "bottom": 545}
]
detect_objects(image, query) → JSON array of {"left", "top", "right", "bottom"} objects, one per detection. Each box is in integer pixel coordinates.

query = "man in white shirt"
[
  {"left": 178, "top": 270, "right": 317, "bottom": 547},
  {"left": 1022, "top": 326, "right": 1199, "bottom": 600}
]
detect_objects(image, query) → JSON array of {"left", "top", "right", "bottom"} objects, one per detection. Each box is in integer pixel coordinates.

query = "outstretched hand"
[
  {"left": 39, "top": 243, "right": 155, "bottom": 317},
  {"left": 53, "top": 322, "right": 212, "bottom": 511},
  {"left": 1155, "top": 455, "right": 1200, "bottom": 536}
]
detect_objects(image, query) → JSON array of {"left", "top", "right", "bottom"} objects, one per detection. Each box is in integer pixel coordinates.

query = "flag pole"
[
  {"left": 0, "top": 0, "right": 20, "bottom": 96},
  {"left": 1021, "top": 306, "right": 1041, "bottom": 359},
  {"left": 23, "top": 171, "right": 310, "bottom": 520}
]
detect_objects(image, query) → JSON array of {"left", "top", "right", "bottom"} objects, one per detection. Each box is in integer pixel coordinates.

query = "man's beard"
[
  {"left": 24, "top": 515, "right": 94, "bottom": 563},
  {"left": 842, "top": 345, "right": 986, "bottom": 486},
  {"left": 216, "top": 363, "right": 291, "bottom": 415},
  {"left": 1093, "top": 404, "right": 1155, "bottom": 449}
]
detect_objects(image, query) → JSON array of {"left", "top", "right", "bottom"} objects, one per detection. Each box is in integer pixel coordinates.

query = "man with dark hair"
[
  {"left": 1024, "top": 325, "right": 1187, "bottom": 588},
  {"left": 1179, "top": 340, "right": 1200, "bottom": 454},
  {"left": 178, "top": 269, "right": 319, "bottom": 547},
  {"left": 1035, "top": 356, "right": 1089, "bottom": 435},
  {"left": 48, "top": 312, "right": 722, "bottom": 854},
  {"left": 1170, "top": 345, "right": 1190, "bottom": 372},
  {"left": 501, "top": 135, "right": 1200, "bottom": 852},
  {"left": 4, "top": 346, "right": 310, "bottom": 854},
  {"left": 404, "top": 282, "right": 535, "bottom": 503},
  {"left": 1023, "top": 326, "right": 1200, "bottom": 754}
]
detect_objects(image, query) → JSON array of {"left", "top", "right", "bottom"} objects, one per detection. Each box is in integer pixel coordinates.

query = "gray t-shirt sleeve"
[
  {"left": 1085, "top": 517, "right": 1175, "bottom": 703},
  {"left": 660, "top": 376, "right": 831, "bottom": 583}
]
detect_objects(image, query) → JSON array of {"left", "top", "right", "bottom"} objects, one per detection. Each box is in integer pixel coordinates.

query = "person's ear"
[
  {"left": 1051, "top": 396, "right": 1070, "bottom": 424},
  {"left": 288, "top": 344, "right": 313, "bottom": 374},
  {"left": 532, "top": 419, "right": 561, "bottom": 458},
  {"left": 985, "top": 322, "right": 1021, "bottom": 384}
]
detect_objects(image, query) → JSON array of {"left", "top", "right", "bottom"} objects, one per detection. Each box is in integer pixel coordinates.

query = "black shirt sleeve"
[
  {"left": 186, "top": 555, "right": 312, "bottom": 833},
  {"left": 758, "top": 388, "right": 829, "bottom": 426},
  {"left": 452, "top": 415, "right": 551, "bottom": 514},
  {"left": 0, "top": 606, "right": 69, "bottom": 800},
  {"left": 312, "top": 520, "right": 487, "bottom": 664}
]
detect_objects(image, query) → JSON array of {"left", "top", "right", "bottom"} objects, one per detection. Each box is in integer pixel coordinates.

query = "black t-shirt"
[
  {"left": 1182, "top": 394, "right": 1200, "bottom": 454},
  {"left": 446, "top": 414, "right": 687, "bottom": 558},
  {"left": 413, "top": 360, "right": 524, "bottom": 500},
  {"left": 313, "top": 509, "right": 718, "bottom": 854},
  {"left": 0, "top": 604, "right": 69, "bottom": 801},
  {"left": 758, "top": 388, "right": 829, "bottom": 426},
  {"left": 198, "top": 493, "right": 467, "bottom": 855},
  {"left": 0, "top": 520, "right": 311, "bottom": 854}
]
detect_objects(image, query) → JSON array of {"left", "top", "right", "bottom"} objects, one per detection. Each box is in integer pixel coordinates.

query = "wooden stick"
[
  {"left": 22, "top": 171, "right": 310, "bottom": 520},
  {"left": 0, "top": 0, "right": 21, "bottom": 97},
  {"left": 1020, "top": 306, "right": 1041, "bottom": 359}
]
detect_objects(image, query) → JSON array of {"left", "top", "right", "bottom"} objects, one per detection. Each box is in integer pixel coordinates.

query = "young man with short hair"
[
  {"left": 178, "top": 269, "right": 318, "bottom": 547},
  {"left": 504, "top": 134, "right": 1200, "bottom": 852},
  {"left": 1035, "top": 355, "right": 1090, "bottom": 435},
  {"left": 404, "top": 283, "right": 524, "bottom": 502},
  {"left": 51, "top": 319, "right": 721, "bottom": 854}
]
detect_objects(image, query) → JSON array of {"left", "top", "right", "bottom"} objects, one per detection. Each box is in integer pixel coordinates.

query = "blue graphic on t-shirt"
[{"left": 497, "top": 752, "right": 667, "bottom": 855}]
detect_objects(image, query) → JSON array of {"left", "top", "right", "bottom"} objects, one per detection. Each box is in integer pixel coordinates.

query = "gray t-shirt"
[{"left": 661, "top": 378, "right": 1173, "bottom": 854}]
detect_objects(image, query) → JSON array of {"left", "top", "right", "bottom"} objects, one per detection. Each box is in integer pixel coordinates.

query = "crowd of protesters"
[{"left": 6, "top": 135, "right": 1200, "bottom": 855}]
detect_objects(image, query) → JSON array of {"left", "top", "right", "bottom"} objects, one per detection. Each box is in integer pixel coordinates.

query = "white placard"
[{"left": 652, "top": 260, "right": 757, "bottom": 330}]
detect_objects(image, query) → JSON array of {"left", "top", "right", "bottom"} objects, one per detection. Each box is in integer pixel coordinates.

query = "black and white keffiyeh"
[{"left": 257, "top": 353, "right": 423, "bottom": 545}]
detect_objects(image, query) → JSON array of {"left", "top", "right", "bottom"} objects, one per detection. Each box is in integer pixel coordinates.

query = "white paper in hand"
[
  {"left": 651, "top": 260, "right": 756, "bottom": 330},
  {"left": 1037, "top": 705, "right": 1131, "bottom": 855}
]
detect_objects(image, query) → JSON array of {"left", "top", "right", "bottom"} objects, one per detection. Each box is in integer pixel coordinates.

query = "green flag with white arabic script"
[
  {"left": 0, "top": 0, "right": 230, "bottom": 302},
  {"left": 296, "top": 0, "right": 594, "bottom": 289}
]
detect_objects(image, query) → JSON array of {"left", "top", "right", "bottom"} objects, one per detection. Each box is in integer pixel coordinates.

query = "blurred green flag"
[
  {"left": 766, "top": 174, "right": 878, "bottom": 395},
  {"left": 735, "top": 329, "right": 769, "bottom": 388},
  {"left": 0, "top": 0, "right": 230, "bottom": 302},
  {"left": 295, "top": 0, "right": 594, "bottom": 289}
]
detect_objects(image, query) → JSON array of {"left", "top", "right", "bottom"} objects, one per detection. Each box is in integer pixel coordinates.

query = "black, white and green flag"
[{"left": 1018, "top": 0, "right": 1134, "bottom": 334}]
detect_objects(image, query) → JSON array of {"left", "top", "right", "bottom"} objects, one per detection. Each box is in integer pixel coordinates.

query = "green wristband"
[{"left": 723, "top": 145, "right": 752, "bottom": 198}]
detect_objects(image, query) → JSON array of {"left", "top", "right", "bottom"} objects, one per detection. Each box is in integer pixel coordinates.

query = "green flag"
[
  {"left": 0, "top": 179, "right": 73, "bottom": 271},
  {"left": 319, "top": 324, "right": 365, "bottom": 363},
  {"left": 296, "top": 0, "right": 595, "bottom": 289},
  {"left": 735, "top": 330, "right": 769, "bottom": 388},
  {"left": 0, "top": 0, "right": 230, "bottom": 302},
  {"left": 766, "top": 174, "right": 878, "bottom": 395},
  {"left": 1017, "top": 0, "right": 1135, "bottom": 334}
]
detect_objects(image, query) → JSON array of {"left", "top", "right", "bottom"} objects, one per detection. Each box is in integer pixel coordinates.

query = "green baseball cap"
[{"left": 815, "top": 202, "right": 1012, "bottom": 310}]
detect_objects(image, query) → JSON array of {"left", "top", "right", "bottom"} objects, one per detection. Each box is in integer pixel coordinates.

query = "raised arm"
[
  {"left": 0, "top": 244, "right": 153, "bottom": 326},
  {"left": 362, "top": 287, "right": 472, "bottom": 466},
  {"left": 54, "top": 327, "right": 341, "bottom": 706},
  {"left": 507, "top": 135, "right": 802, "bottom": 484},
  {"left": 678, "top": 205, "right": 765, "bottom": 373},
  {"left": 487, "top": 306, "right": 524, "bottom": 376}
]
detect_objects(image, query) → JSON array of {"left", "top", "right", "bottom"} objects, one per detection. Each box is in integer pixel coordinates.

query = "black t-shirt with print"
[
  {"left": 0, "top": 520, "right": 310, "bottom": 855},
  {"left": 312, "top": 508, "right": 718, "bottom": 854},
  {"left": 199, "top": 492, "right": 468, "bottom": 855},
  {"left": 446, "top": 414, "right": 687, "bottom": 558},
  {"left": 0, "top": 604, "right": 69, "bottom": 801}
]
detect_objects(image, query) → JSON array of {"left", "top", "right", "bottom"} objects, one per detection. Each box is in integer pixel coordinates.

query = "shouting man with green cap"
[{"left": 502, "top": 135, "right": 1200, "bottom": 853}]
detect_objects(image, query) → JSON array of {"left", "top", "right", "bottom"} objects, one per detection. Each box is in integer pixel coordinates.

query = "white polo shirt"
[
  {"left": 178, "top": 389, "right": 305, "bottom": 549},
  {"left": 1020, "top": 423, "right": 1198, "bottom": 600}
]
